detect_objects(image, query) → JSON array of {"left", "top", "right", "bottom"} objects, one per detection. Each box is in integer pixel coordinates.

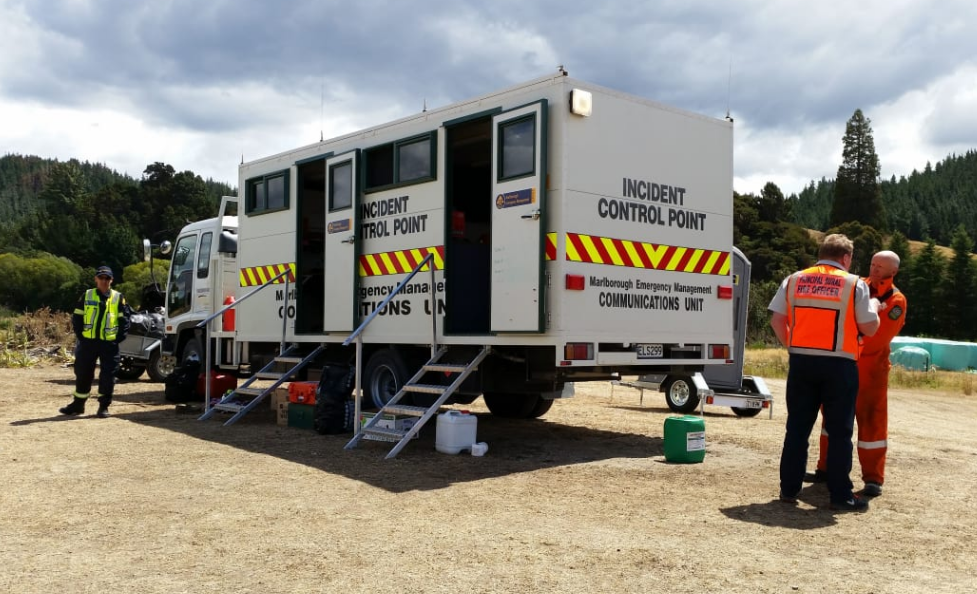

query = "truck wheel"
[
  {"left": 115, "top": 358, "right": 145, "bottom": 381},
  {"left": 146, "top": 349, "right": 171, "bottom": 383},
  {"left": 528, "top": 397, "right": 554, "bottom": 418},
  {"left": 182, "top": 337, "right": 202, "bottom": 363},
  {"left": 482, "top": 392, "right": 537, "bottom": 418},
  {"left": 663, "top": 375, "right": 700, "bottom": 413},
  {"left": 732, "top": 406, "right": 762, "bottom": 418},
  {"left": 363, "top": 349, "right": 409, "bottom": 410}
]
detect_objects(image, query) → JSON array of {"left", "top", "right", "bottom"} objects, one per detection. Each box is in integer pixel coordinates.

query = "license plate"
[
  {"left": 636, "top": 344, "right": 663, "bottom": 359},
  {"left": 741, "top": 398, "right": 763, "bottom": 409}
]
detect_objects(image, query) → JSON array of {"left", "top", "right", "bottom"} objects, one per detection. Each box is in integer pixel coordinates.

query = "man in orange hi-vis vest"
[
  {"left": 807, "top": 250, "right": 907, "bottom": 498},
  {"left": 769, "top": 234, "right": 880, "bottom": 512}
]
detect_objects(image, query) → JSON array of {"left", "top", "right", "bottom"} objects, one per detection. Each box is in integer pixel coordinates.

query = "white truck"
[{"left": 159, "top": 71, "right": 737, "bottom": 452}]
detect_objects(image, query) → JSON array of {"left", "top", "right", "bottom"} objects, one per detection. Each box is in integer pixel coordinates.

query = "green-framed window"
[
  {"left": 246, "top": 170, "right": 290, "bottom": 215},
  {"left": 364, "top": 131, "right": 436, "bottom": 192},
  {"left": 498, "top": 115, "right": 536, "bottom": 181},
  {"left": 329, "top": 160, "right": 353, "bottom": 212}
]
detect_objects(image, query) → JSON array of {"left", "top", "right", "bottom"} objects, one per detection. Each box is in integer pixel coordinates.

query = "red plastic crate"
[{"left": 288, "top": 381, "right": 318, "bottom": 405}]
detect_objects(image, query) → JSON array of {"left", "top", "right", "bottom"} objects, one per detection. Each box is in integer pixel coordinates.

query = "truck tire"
[
  {"left": 732, "top": 406, "right": 763, "bottom": 418},
  {"left": 528, "top": 396, "right": 554, "bottom": 418},
  {"left": 363, "top": 349, "right": 409, "bottom": 410},
  {"left": 663, "top": 375, "right": 700, "bottom": 413},
  {"left": 115, "top": 358, "right": 145, "bottom": 381},
  {"left": 182, "top": 337, "right": 201, "bottom": 364},
  {"left": 482, "top": 392, "right": 537, "bottom": 418},
  {"left": 146, "top": 349, "right": 171, "bottom": 383}
]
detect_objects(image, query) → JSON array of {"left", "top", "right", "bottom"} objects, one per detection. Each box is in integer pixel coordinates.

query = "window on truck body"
[
  {"left": 363, "top": 131, "right": 437, "bottom": 192},
  {"left": 245, "top": 170, "right": 290, "bottom": 215},
  {"left": 330, "top": 161, "right": 353, "bottom": 211},
  {"left": 498, "top": 115, "right": 536, "bottom": 180}
]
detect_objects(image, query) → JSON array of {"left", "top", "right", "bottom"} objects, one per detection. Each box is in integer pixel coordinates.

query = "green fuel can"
[{"left": 663, "top": 415, "right": 706, "bottom": 463}]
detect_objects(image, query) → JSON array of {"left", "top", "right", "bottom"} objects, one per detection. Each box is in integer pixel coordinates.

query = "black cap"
[{"left": 95, "top": 266, "right": 114, "bottom": 279}]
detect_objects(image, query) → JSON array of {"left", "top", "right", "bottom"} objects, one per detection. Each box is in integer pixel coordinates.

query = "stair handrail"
[
  {"left": 343, "top": 252, "right": 437, "bottom": 435},
  {"left": 195, "top": 267, "right": 292, "bottom": 413}
]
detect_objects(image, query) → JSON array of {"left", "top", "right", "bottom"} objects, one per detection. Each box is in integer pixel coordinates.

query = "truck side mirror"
[
  {"left": 143, "top": 239, "right": 152, "bottom": 263},
  {"left": 159, "top": 240, "right": 173, "bottom": 256}
]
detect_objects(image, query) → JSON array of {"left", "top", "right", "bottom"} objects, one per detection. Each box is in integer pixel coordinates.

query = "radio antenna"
[
  {"left": 320, "top": 81, "right": 324, "bottom": 142},
  {"left": 725, "top": 56, "right": 733, "bottom": 120}
]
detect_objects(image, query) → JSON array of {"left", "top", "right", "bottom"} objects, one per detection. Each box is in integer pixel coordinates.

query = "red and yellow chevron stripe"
[
  {"left": 565, "top": 232, "right": 730, "bottom": 276},
  {"left": 545, "top": 233, "right": 557, "bottom": 261},
  {"left": 239, "top": 263, "right": 296, "bottom": 287},
  {"left": 359, "top": 245, "right": 445, "bottom": 277}
]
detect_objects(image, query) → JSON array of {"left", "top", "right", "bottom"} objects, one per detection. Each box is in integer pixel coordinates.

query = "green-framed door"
[
  {"left": 490, "top": 100, "right": 547, "bottom": 332},
  {"left": 322, "top": 150, "right": 360, "bottom": 332}
]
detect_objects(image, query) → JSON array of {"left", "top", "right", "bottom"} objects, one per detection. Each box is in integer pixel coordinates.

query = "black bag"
[
  {"left": 314, "top": 364, "right": 355, "bottom": 434},
  {"left": 164, "top": 359, "right": 202, "bottom": 403}
]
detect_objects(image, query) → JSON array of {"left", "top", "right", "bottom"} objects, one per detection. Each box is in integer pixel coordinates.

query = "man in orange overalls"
[{"left": 807, "top": 250, "right": 907, "bottom": 497}]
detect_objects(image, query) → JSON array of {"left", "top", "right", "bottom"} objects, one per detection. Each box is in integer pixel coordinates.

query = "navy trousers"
[
  {"left": 780, "top": 353, "right": 858, "bottom": 503},
  {"left": 74, "top": 338, "right": 120, "bottom": 401}
]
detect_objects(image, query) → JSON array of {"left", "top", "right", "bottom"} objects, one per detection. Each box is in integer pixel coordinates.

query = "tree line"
[{"left": 0, "top": 154, "right": 233, "bottom": 312}]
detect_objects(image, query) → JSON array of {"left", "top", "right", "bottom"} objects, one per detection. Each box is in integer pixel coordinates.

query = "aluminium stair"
[
  {"left": 345, "top": 346, "right": 491, "bottom": 459},
  {"left": 198, "top": 344, "right": 324, "bottom": 426}
]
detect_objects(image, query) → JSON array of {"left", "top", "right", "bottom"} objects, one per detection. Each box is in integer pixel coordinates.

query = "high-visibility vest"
[
  {"left": 785, "top": 264, "right": 860, "bottom": 360},
  {"left": 80, "top": 288, "right": 122, "bottom": 341}
]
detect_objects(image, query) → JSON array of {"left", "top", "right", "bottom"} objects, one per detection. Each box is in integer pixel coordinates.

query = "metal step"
[
  {"left": 363, "top": 426, "right": 408, "bottom": 441},
  {"left": 423, "top": 363, "right": 467, "bottom": 373},
  {"left": 403, "top": 383, "right": 447, "bottom": 395},
  {"left": 214, "top": 403, "right": 245, "bottom": 413},
  {"left": 382, "top": 404, "right": 429, "bottom": 417},
  {"left": 235, "top": 387, "right": 264, "bottom": 396},
  {"left": 254, "top": 371, "right": 286, "bottom": 380},
  {"left": 275, "top": 356, "right": 302, "bottom": 364}
]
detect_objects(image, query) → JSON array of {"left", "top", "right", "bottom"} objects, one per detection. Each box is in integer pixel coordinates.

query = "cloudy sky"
[{"left": 2, "top": 0, "right": 976, "bottom": 196}]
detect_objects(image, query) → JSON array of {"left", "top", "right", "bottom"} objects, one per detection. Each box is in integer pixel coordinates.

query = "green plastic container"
[
  {"left": 663, "top": 415, "right": 706, "bottom": 463},
  {"left": 287, "top": 403, "right": 316, "bottom": 430}
]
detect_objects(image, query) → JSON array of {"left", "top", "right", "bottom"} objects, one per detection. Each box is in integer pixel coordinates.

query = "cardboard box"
[
  {"left": 288, "top": 403, "right": 315, "bottom": 430},
  {"left": 360, "top": 412, "right": 419, "bottom": 441},
  {"left": 306, "top": 367, "right": 322, "bottom": 382},
  {"left": 276, "top": 401, "right": 289, "bottom": 426},
  {"left": 270, "top": 386, "right": 289, "bottom": 409},
  {"left": 288, "top": 381, "right": 318, "bottom": 405}
]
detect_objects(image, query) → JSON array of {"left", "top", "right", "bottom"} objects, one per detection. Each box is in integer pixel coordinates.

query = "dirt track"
[{"left": 2, "top": 365, "right": 975, "bottom": 594}]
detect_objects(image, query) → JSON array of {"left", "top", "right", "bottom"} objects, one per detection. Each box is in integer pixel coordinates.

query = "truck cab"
[{"left": 162, "top": 196, "right": 239, "bottom": 364}]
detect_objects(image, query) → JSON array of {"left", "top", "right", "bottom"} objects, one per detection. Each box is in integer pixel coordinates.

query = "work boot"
[
  {"left": 829, "top": 495, "right": 870, "bottom": 512},
  {"left": 862, "top": 482, "right": 883, "bottom": 497},
  {"left": 96, "top": 395, "right": 112, "bottom": 419},
  {"left": 59, "top": 396, "right": 87, "bottom": 416}
]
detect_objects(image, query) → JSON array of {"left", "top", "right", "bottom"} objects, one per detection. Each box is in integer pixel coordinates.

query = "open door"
[
  {"left": 490, "top": 100, "right": 547, "bottom": 332},
  {"left": 322, "top": 150, "right": 359, "bottom": 332}
]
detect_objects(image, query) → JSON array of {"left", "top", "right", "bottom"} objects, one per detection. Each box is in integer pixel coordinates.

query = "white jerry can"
[{"left": 435, "top": 410, "right": 478, "bottom": 454}]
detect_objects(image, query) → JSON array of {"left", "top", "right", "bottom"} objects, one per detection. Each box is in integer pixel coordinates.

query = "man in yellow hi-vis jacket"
[{"left": 59, "top": 266, "right": 131, "bottom": 419}]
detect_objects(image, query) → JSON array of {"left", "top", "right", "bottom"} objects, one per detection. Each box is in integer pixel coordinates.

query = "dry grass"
[
  {"left": 745, "top": 347, "right": 975, "bottom": 393},
  {"left": 0, "top": 308, "right": 73, "bottom": 367}
]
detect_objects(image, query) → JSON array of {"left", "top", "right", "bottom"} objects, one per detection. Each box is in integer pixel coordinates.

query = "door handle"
[
  {"left": 521, "top": 210, "right": 541, "bottom": 221},
  {"left": 341, "top": 236, "right": 355, "bottom": 244}
]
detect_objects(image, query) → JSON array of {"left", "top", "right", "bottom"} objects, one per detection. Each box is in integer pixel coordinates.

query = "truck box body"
[{"left": 224, "top": 74, "right": 733, "bottom": 373}]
